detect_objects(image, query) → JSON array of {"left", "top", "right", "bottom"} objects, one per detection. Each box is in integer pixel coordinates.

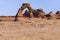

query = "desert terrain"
[
  {"left": 0, "top": 3, "right": 60, "bottom": 40},
  {"left": 0, "top": 18, "right": 60, "bottom": 40}
]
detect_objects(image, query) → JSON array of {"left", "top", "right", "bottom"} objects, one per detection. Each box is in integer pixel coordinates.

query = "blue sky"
[{"left": 0, "top": 0, "right": 60, "bottom": 16}]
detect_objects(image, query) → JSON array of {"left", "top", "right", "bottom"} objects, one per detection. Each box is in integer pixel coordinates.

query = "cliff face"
[{"left": 0, "top": 19, "right": 60, "bottom": 40}]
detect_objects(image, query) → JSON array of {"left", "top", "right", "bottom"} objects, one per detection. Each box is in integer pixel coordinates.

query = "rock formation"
[
  {"left": 15, "top": 3, "right": 34, "bottom": 21},
  {"left": 0, "top": 3, "right": 59, "bottom": 21},
  {"left": 14, "top": 3, "right": 60, "bottom": 21},
  {"left": 45, "top": 11, "right": 56, "bottom": 19},
  {"left": 56, "top": 11, "right": 60, "bottom": 19},
  {"left": 17, "top": 3, "right": 34, "bottom": 17},
  {"left": 23, "top": 8, "right": 46, "bottom": 18},
  {"left": 36, "top": 9, "right": 46, "bottom": 18}
]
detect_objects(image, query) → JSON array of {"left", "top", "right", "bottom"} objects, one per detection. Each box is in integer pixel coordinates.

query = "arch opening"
[
  {"left": 22, "top": 8, "right": 29, "bottom": 14},
  {"left": 16, "top": 3, "right": 33, "bottom": 17}
]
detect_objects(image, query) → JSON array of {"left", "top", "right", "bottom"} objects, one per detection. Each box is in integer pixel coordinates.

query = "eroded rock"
[{"left": 56, "top": 11, "right": 60, "bottom": 19}]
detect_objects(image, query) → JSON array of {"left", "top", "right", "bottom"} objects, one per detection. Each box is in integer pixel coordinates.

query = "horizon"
[{"left": 0, "top": 0, "right": 60, "bottom": 16}]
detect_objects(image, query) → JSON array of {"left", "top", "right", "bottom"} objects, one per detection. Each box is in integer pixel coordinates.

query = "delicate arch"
[
  {"left": 16, "top": 3, "right": 33, "bottom": 17},
  {"left": 14, "top": 3, "right": 33, "bottom": 21}
]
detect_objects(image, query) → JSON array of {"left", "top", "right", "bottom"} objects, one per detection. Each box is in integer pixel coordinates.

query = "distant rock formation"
[
  {"left": 15, "top": 3, "right": 34, "bottom": 21},
  {"left": 17, "top": 3, "right": 34, "bottom": 17},
  {"left": 56, "top": 11, "right": 60, "bottom": 19},
  {"left": 36, "top": 9, "right": 46, "bottom": 18},
  {"left": 0, "top": 3, "right": 60, "bottom": 21},
  {"left": 14, "top": 3, "right": 60, "bottom": 21},
  {"left": 45, "top": 11, "right": 56, "bottom": 19},
  {"left": 23, "top": 8, "right": 46, "bottom": 18}
]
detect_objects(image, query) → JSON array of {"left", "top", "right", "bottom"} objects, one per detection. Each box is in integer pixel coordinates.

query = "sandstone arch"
[
  {"left": 15, "top": 3, "right": 34, "bottom": 21},
  {"left": 16, "top": 3, "right": 34, "bottom": 17}
]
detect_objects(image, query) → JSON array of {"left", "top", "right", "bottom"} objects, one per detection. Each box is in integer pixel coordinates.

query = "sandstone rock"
[
  {"left": 56, "top": 11, "right": 60, "bottom": 19},
  {"left": 23, "top": 10, "right": 34, "bottom": 18},
  {"left": 14, "top": 3, "right": 60, "bottom": 21},
  {"left": 15, "top": 3, "right": 34, "bottom": 20},
  {"left": 32, "top": 10, "right": 38, "bottom": 18},
  {"left": 23, "top": 10, "right": 30, "bottom": 17},
  {"left": 36, "top": 9, "right": 46, "bottom": 18},
  {"left": 47, "top": 11, "right": 56, "bottom": 19}
]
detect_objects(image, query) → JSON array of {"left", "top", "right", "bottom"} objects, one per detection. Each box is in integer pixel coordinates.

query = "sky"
[{"left": 0, "top": 0, "right": 60, "bottom": 16}]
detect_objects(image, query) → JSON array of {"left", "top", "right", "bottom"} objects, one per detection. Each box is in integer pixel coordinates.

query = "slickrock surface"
[{"left": 0, "top": 19, "right": 60, "bottom": 40}]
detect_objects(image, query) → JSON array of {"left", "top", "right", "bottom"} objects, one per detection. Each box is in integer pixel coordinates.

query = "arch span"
[
  {"left": 14, "top": 3, "right": 34, "bottom": 21},
  {"left": 17, "top": 3, "right": 33, "bottom": 17}
]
